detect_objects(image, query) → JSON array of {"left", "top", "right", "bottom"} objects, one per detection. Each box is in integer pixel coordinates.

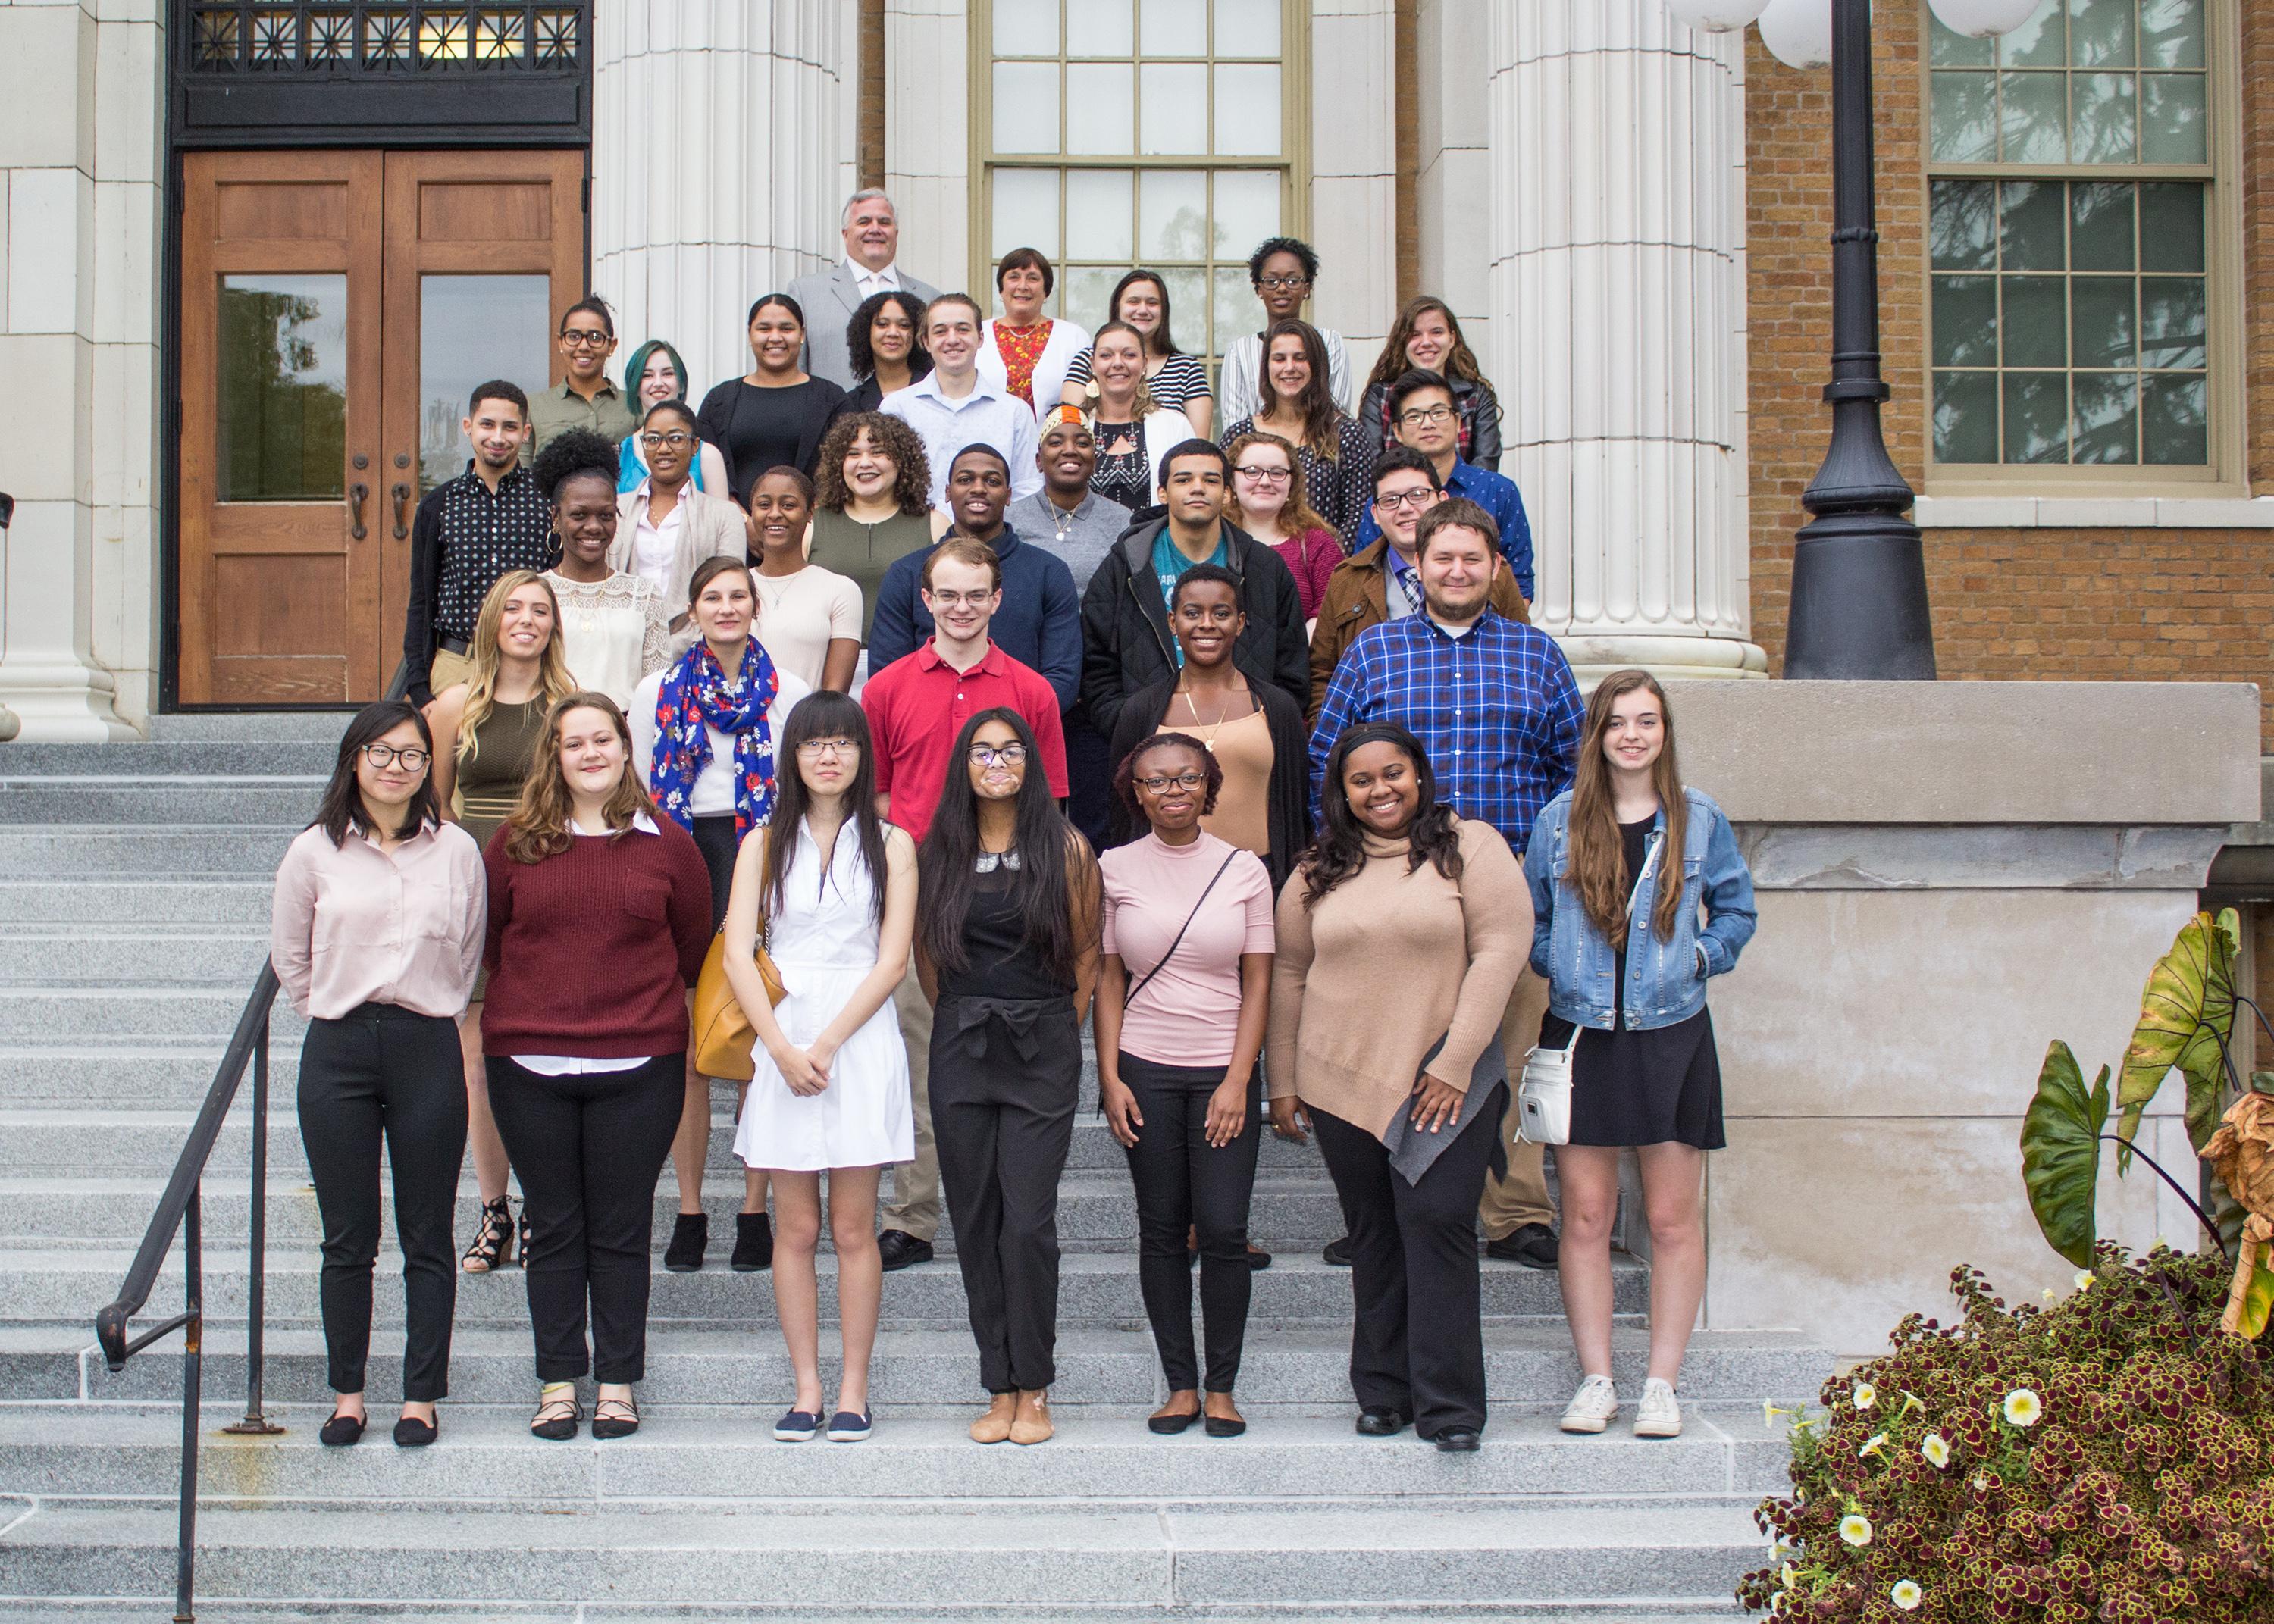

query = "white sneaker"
[
  {"left": 1633, "top": 1377, "right": 1683, "bottom": 1438},
  {"left": 1559, "top": 1374, "right": 1618, "bottom": 1434}
]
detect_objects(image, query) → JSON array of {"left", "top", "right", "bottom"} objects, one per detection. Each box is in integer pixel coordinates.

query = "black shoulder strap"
[{"left": 1123, "top": 849, "right": 1242, "bottom": 1009}]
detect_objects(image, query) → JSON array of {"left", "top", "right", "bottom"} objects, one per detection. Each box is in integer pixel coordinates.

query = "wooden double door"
[{"left": 177, "top": 149, "right": 584, "bottom": 706}]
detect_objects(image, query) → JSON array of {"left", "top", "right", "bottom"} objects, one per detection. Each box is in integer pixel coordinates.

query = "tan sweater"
[{"left": 1267, "top": 818, "right": 1530, "bottom": 1143}]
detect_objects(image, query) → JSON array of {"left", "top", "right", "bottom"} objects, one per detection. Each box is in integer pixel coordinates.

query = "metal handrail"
[{"left": 95, "top": 958, "right": 286, "bottom": 1624}]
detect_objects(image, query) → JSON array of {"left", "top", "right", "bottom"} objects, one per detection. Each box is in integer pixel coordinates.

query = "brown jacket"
[{"left": 1305, "top": 539, "right": 1530, "bottom": 727}]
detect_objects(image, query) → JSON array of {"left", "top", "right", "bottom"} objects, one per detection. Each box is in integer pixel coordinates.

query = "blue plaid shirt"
[
  {"left": 1354, "top": 456, "right": 1536, "bottom": 604},
  {"left": 1308, "top": 609, "right": 1583, "bottom": 853}
]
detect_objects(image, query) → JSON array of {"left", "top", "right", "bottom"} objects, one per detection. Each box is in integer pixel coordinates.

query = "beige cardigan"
[
  {"left": 612, "top": 484, "right": 749, "bottom": 618},
  {"left": 1267, "top": 818, "right": 1530, "bottom": 1143}
]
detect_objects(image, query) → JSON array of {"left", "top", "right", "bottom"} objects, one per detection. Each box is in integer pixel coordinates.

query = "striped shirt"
[{"left": 1307, "top": 608, "right": 1582, "bottom": 853}]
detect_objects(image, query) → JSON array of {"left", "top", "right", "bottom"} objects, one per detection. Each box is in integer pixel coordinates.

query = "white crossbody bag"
[{"left": 1518, "top": 831, "right": 1660, "bottom": 1147}]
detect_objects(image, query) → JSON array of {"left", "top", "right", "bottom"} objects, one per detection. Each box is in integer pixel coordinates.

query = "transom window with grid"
[
  {"left": 1925, "top": 0, "right": 2221, "bottom": 474},
  {"left": 979, "top": 0, "right": 1298, "bottom": 377},
  {"left": 185, "top": 5, "right": 583, "bottom": 71}
]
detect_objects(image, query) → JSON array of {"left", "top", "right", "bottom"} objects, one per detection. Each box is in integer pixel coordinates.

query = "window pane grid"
[
  {"left": 184, "top": 4, "right": 583, "bottom": 70},
  {"left": 1925, "top": 1, "right": 2214, "bottom": 470}
]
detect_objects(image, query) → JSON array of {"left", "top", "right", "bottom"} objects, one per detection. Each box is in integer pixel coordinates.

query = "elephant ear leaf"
[
  {"left": 2022, "top": 1041, "right": 2109, "bottom": 1272},
  {"left": 2116, "top": 909, "right": 2239, "bottom": 1170}
]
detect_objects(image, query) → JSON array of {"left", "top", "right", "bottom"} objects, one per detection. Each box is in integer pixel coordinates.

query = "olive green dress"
[
  {"left": 808, "top": 508, "right": 934, "bottom": 641},
  {"left": 454, "top": 696, "right": 547, "bottom": 1000}
]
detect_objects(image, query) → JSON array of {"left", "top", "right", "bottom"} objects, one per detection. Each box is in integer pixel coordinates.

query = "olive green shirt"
[
  {"left": 527, "top": 378, "right": 637, "bottom": 455},
  {"left": 808, "top": 507, "right": 936, "bottom": 640}
]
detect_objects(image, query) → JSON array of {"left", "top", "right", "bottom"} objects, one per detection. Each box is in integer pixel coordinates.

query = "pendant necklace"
[{"left": 1174, "top": 682, "right": 1234, "bottom": 753}]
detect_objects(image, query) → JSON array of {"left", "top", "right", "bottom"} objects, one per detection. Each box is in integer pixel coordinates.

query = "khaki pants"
[
  {"left": 878, "top": 960, "right": 939, "bottom": 1241},
  {"left": 428, "top": 646, "right": 475, "bottom": 698},
  {"left": 1477, "top": 965, "right": 1556, "bottom": 1238}
]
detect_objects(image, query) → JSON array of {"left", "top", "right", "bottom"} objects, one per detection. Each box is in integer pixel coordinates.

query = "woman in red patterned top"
[{"left": 977, "top": 248, "right": 1089, "bottom": 422}]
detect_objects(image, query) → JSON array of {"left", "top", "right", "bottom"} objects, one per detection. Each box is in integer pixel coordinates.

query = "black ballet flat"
[
  {"left": 318, "top": 1411, "right": 365, "bottom": 1447},
  {"left": 1204, "top": 1414, "right": 1247, "bottom": 1438},
  {"left": 392, "top": 1414, "right": 439, "bottom": 1447},
  {"left": 1147, "top": 1408, "right": 1202, "bottom": 1435}
]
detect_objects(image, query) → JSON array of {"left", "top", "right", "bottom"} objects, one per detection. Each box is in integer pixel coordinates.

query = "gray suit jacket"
[{"left": 786, "top": 263, "right": 943, "bottom": 391}]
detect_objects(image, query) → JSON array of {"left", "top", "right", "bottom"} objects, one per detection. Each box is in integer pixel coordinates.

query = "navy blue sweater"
[{"left": 866, "top": 525, "right": 1083, "bottom": 710}]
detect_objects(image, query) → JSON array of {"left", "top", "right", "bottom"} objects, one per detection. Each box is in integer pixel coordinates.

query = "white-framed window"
[
  {"left": 976, "top": 0, "right": 1303, "bottom": 374},
  {"left": 1924, "top": 0, "right": 2230, "bottom": 478}
]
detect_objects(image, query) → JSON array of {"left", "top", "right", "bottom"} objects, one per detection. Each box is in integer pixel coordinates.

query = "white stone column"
[
  {"left": 882, "top": 0, "right": 970, "bottom": 297},
  {"left": 590, "top": 0, "right": 857, "bottom": 394},
  {"left": 1417, "top": 0, "right": 1495, "bottom": 368},
  {"left": 1489, "top": 3, "right": 1766, "bottom": 681},
  {"left": 0, "top": 0, "right": 157, "bottom": 740},
  {"left": 1307, "top": 0, "right": 1397, "bottom": 391}
]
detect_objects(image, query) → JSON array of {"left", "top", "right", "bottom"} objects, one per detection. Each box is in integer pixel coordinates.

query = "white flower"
[
  {"left": 2075, "top": 1269, "right": 2096, "bottom": 1291},
  {"left": 2002, "top": 1388, "right": 2042, "bottom": 1428},
  {"left": 1838, "top": 1513, "right": 1872, "bottom": 1547},
  {"left": 1972, "top": 1474, "right": 1989, "bottom": 1494},
  {"left": 1898, "top": 1390, "right": 1925, "bottom": 1416},
  {"left": 1781, "top": 1561, "right": 1798, "bottom": 1588},
  {"left": 1852, "top": 1382, "right": 1877, "bottom": 1410},
  {"left": 1891, "top": 1579, "right": 1923, "bottom": 1611},
  {"left": 1765, "top": 1400, "right": 1787, "bottom": 1428},
  {"left": 1921, "top": 1432, "right": 1951, "bottom": 1469},
  {"left": 1859, "top": 1432, "right": 1888, "bottom": 1458}
]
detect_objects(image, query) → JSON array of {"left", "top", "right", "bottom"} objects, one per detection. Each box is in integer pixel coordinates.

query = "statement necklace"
[{"left": 975, "top": 846, "right": 1023, "bottom": 875}]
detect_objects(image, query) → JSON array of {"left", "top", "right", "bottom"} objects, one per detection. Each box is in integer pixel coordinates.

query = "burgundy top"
[
  {"left": 1270, "top": 527, "right": 1344, "bottom": 620},
  {"left": 479, "top": 818, "right": 714, "bottom": 1059}
]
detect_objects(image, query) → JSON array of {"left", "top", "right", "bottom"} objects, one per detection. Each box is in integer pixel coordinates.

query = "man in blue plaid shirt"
[{"left": 1307, "top": 496, "right": 1582, "bottom": 1271}]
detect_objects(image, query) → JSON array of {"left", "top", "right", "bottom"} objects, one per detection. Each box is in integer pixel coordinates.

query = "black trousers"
[
  {"left": 484, "top": 1054, "right": 684, "bottom": 1384},
  {"left": 296, "top": 1004, "right": 468, "bottom": 1402},
  {"left": 1063, "top": 715, "right": 1114, "bottom": 850},
  {"left": 932, "top": 998, "right": 1079, "bottom": 1393},
  {"left": 1119, "top": 1052, "right": 1259, "bottom": 1393},
  {"left": 1310, "top": 1082, "right": 1506, "bottom": 1438},
  {"left": 690, "top": 812, "right": 740, "bottom": 930}
]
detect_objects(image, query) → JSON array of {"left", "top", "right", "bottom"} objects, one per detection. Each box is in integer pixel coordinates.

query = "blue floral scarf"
[{"left": 648, "top": 640, "right": 780, "bottom": 839}]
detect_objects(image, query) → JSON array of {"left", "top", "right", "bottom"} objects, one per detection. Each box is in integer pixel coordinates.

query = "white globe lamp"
[
  {"left": 1665, "top": 0, "right": 1771, "bottom": 30},
  {"left": 1925, "top": 0, "right": 2044, "bottom": 37},
  {"left": 1758, "top": 0, "right": 1834, "bottom": 69}
]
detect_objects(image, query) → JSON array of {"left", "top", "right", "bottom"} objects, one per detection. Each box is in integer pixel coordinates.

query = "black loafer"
[
  {"left": 876, "top": 1229, "right": 935, "bottom": 1272},
  {"left": 318, "top": 1411, "right": 365, "bottom": 1447},
  {"left": 392, "top": 1414, "right": 438, "bottom": 1447},
  {"left": 663, "top": 1211, "right": 707, "bottom": 1272},
  {"left": 1148, "top": 1409, "right": 1201, "bottom": 1435},
  {"left": 1322, "top": 1235, "right": 1353, "bottom": 1268},
  {"left": 1484, "top": 1222, "right": 1559, "bottom": 1270},
  {"left": 1355, "top": 1407, "right": 1408, "bottom": 1437},
  {"left": 1433, "top": 1428, "right": 1482, "bottom": 1453},
  {"left": 731, "top": 1212, "right": 774, "bottom": 1272}
]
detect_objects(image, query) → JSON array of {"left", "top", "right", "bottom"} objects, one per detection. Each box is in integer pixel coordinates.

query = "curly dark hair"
[
  {"left": 846, "top": 289, "right": 935, "bottom": 385},
  {"left": 813, "top": 411, "right": 932, "bottom": 517},
  {"left": 1111, "top": 731, "right": 1222, "bottom": 821},
  {"left": 531, "top": 427, "right": 621, "bottom": 506},
  {"left": 1301, "top": 722, "right": 1464, "bottom": 908},
  {"left": 1247, "top": 236, "right": 1320, "bottom": 286}
]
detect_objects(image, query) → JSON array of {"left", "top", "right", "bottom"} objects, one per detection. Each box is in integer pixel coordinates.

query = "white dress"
[{"left": 732, "top": 818, "right": 913, "bottom": 1172}]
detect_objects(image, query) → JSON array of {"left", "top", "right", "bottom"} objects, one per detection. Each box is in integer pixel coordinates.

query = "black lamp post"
[{"left": 1781, "top": 0, "right": 1937, "bottom": 680}]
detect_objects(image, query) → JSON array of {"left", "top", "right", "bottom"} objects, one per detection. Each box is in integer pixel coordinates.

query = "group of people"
[{"left": 287, "top": 187, "right": 1756, "bottom": 1459}]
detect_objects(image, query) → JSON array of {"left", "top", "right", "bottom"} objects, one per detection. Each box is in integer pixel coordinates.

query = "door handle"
[
  {"left": 348, "top": 482, "right": 368, "bottom": 540},
  {"left": 391, "top": 483, "right": 412, "bottom": 540}
]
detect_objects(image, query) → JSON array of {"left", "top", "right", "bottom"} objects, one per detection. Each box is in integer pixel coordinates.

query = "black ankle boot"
[
  {"left": 731, "top": 1211, "right": 774, "bottom": 1272},
  {"left": 663, "top": 1211, "right": 707, "bottom": 1272}
]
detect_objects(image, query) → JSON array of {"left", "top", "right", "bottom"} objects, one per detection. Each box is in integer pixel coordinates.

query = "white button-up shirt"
[
  {"left": 879, "top": 372, "right": 1045, "bottom": 510},
  {"left": 847, "top": 256, "right": 904, "bottom": 301}
]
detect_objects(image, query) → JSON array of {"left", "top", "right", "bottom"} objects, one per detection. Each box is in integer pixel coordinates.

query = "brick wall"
[{"left": 1743, "top": 3, "right": 2274, "bottom": 746}]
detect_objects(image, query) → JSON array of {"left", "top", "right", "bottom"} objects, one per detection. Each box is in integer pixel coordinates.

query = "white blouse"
[
  {"left": 630, "top": 659, "right": 813, "bottom": 817},
  {"left": 976, "top": 317, "right": 1092, "bottom": 424},
  {"left": 544, "top": 570, "right": 672, "bottom": 710}
]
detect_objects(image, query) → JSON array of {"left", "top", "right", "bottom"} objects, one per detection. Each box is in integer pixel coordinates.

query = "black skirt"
[{"left": 1539, "top": 1007, "right": 1724, "bottom": 1150}]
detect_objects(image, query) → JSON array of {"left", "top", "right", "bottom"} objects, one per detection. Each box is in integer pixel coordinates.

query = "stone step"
[
  {"left": 0, "top": 987, "right": 309, "bottom": 1040},
  {"left": 0, "top": 1401, "right": 1793, "bottom": 1507},
  {"left": 0, "top": 1610, "right": 1741, "bottom": 1622},
  {"left": 0, "top": 1500, "right": 1770, "bottom": 1613},
  {"left": 4, "top": 1323, "right": 1821, "bottom": 1411},
  {"left": 0, "top": 881, "right": 275, "bottom": 926},
  {"left": 0, "top": 740, "right": 340, "bottom": 775},
  {"left": 0, "top": 828, "right": 297, "bottom": 877},
  {"left": 6, "top": 1247, "right": 1619, "bottom": 1330},
  {"left": 0, "top": 929, "right": 269, "bottom": 987},
  {"left": 147, "top": 712, "right": 355, "bottom": 743},
  {"left": 0, "top": 1172, "right": 1354, "bottom": 1252},
  {"left": 0, "top": 778, "right": 326, "bottom": 826}
]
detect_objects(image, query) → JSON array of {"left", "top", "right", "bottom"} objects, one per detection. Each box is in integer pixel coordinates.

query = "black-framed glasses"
[
  {"left": 1257, "top": 275, "right": 1311, "bottom": 291},
  {"left": 1397, "top": 405, "right": 1455, "bottom": 426},
  {"left": 795, "top": 737, "right": 858, "bottom": 758},
  {"left": 361, "top": 743, "right": 431, "bottom": 771},
  {"left": 1136, "top": 771, "right": 1208, "bottom": 793},
  {"left": 1233, "top": 465, "right": 1292, "bottom": 483},
  {"left": 639, "top": 431, "right": 693, "bottom": 449},
  {"left": 968, "top": 743, "right": 1028, "bottom": 767},
  {"left": 559, "top": 330, "right": 611, "bottom": 348},
  {"left": 1374, "top": 488, "right": 1439, "bottom": 512}
]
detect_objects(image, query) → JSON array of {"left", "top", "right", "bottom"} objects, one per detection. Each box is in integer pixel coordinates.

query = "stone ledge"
[
  {"left": 1741, "top": 824, "right": 2230, "bottom": 890},
  {"left": 1668, "top": 680, "right": 2260, "bottom": 827},
  {"left": 1915, "top": 494, "right": 2274, "bottom": 530}
]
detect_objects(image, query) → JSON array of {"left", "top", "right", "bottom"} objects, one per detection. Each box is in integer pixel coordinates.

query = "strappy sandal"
[
  {"left": 462, "top": 1196, "right": 514, "bottom": 1273},
  {"left": 592, "top": 1394, "right": 641, "bottom": 1440},
  {"left": 531, "top": 1383, "right": 581, "bottom": 1441}
]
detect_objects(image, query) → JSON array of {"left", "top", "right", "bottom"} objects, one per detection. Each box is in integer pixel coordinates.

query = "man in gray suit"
[{"left": 787, "top": 189, "right": 942, "bottom": 390}]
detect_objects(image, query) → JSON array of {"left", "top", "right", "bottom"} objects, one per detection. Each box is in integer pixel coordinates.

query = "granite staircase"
[{"left": 0, "top": 712, "right": 1812, "bottom": 1620}]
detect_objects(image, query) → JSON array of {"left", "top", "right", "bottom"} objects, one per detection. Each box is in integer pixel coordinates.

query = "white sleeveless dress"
[{"left": 732, "top": 818, "right": 913, "bottom": 1172}]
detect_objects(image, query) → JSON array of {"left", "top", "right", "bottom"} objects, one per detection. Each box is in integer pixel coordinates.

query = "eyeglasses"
[
  {"left": 1373, "top": 488, "right": 1440, "bottom": 512},
  {"left": 1136, "top": 771, "right": 1209, "bottom": 792},
  {"left": 1233, "top": 465, "right": 1292, "bottom": 483},
  {"left": 559, "top": 330, "right": 612, "bottom": 348},
  {"left": 969, "top": 743, "right": 1028, "bottom": 767},
  {"left": 361, "top": 743, "right": 431, "bottom": 771},
  {"left": 639, "top": 431, "right": 692, "bottom": 449},
  {"left": 926, "top": 589, "right": 996, "bottom": 608},
  {"left": 795, "top": 737, "right": 858, "bottom": 758},
  {"left": 1257, "top": 275, "right": 1311, "bottom": 291},
  {"left": 1397, "top": 405, "right": 1456, "bottom": 426}
]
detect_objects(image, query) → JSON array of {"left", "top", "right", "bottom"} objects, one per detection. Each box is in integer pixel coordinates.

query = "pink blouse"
[
  {"left": 1271, "top": 527, "right": 1345, "bottom": 620},
  {"left": 1098, "top": 830, "right": 1274, "bottom": 1069},
  {"left": 270, "top": 820, "right": 486, "bottom": 1020}
]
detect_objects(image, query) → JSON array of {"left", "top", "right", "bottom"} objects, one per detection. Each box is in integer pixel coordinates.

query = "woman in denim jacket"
[{"left": 1521, "top": 669, "right": 1755, "bottom": 1443}]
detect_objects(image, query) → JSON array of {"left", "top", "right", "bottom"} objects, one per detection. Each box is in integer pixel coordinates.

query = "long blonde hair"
[
  {"left": 503, "top": 692, "right": 660, "bottom": 865},
  {"left": 1220, "top": 429, "right": 1330, "bottom": 539},
  {"left": 458, "top": 570, "right": 575, "bottom": 766},
  {"left": 1567, "top": 669, "right": 1688, "bottom": 943}
]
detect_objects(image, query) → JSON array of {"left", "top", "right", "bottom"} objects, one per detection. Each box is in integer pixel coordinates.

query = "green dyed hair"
[{"left": 622, "top": 339, "right": 693, "bottom": 405}]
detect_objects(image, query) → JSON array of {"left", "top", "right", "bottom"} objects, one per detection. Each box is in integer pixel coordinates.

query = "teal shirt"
[{"left": 1150, "top": 528, "right": 1228, "bottom": 668}]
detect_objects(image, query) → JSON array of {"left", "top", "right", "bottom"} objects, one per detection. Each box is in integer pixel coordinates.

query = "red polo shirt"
[{"left": 862, "top": 640, "right": 1070, "bottom": 840}]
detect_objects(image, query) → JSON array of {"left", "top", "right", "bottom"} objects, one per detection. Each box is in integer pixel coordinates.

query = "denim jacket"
[{"left": 1523, "top": 787, "right": 1756, "bottom": 1031}]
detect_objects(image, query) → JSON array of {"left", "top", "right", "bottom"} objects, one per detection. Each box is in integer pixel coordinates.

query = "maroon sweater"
[{"left": 480, "top": 819, "right": 714, "bottom": 1059}]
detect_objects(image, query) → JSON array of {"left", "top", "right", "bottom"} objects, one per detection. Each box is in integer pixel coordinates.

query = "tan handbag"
[{"left": 691, "top": 833, "right": 785, "bottom": 1081}]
